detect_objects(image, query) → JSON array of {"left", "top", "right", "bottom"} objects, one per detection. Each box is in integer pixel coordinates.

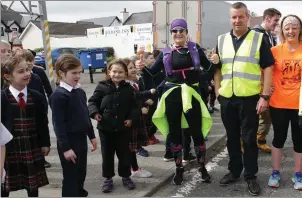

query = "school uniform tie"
[
  {"left": 133, "top": 83, "right": 139, "bottom": 91},
  {"left": 18, "top": 92, "right": 26, "bottom": 109}
]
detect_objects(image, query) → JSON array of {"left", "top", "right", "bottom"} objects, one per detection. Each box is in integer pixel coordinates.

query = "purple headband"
[{"left": 170, "top": 19, "right": 188, "bottom": 30}]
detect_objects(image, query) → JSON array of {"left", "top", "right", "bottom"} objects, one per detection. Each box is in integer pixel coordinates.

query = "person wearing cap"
[
  {"left": 267, "top": 14, "right": 302, "bottom": 190},
  {"left": 136, "top": 17, "right": 215, "bottom": 185},
  {"left": 212, "top": 2, "right": 274, "bottom": 196}
]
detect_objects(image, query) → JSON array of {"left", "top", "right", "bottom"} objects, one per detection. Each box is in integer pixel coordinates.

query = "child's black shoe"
[
  {"left": 122, "top": 177, "right": 136, "bottom": 190},
  {"left": 102, "top": 178, "right": 113, "bottom": 193}
]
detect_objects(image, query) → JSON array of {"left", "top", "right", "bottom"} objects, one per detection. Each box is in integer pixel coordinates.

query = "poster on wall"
[
  {"left": 87, "top": 28, "right": 102, "bottom": 37},
  {"left": 133, "top": 23, "right": 153, "bottom": 53},
  {"left": 133, "top": 33, "right": 152, "bottom": 44},
  {"left": 136, "top": 44, "right": 152, "bottom": 53},
  {"left": 133, "top": 23, "right": 153, "bottom": 33}
]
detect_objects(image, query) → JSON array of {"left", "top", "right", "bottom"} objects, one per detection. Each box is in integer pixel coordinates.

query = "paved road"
[
  {"left": 8, "top": 72, "right": 227, "bottom": 197},
  {"left": 152, "top": 127, "right": 302, "bottom": 197}
]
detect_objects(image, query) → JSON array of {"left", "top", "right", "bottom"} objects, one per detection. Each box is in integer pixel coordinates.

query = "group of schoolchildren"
[{"left": 0, "top": 39, "right": 217, "bottom": 197}]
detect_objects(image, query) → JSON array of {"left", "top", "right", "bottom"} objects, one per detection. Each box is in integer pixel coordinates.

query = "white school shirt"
[
  {"left": 9, "top": 85, "right": 27, "bottom": 103},
  {"left": 59, "top": 81, "right": 81, "bottom": 92}
]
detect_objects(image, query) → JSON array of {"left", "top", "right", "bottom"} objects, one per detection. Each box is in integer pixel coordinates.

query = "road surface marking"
[{"left": 171, "top": 147, "right": 228, "bottom": 197}]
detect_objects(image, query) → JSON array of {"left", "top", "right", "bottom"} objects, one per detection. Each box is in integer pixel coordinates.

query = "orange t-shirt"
[{"left": 270, "top": 43, "right": 302, "bottom": 109}]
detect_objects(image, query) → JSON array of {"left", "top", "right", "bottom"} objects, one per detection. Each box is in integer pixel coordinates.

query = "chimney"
[{"left": 120, "top": 8, "right": 129, "bottom": 23}]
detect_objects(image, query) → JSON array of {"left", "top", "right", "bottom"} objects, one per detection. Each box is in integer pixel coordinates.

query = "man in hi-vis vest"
[{"left": 211, "top": 2, "right": 274, "bottom": 196}]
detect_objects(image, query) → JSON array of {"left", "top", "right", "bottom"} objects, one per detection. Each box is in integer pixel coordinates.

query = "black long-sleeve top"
[
  {"left": 143, "top": 43, "right": 214, "bottom": 85},
  {"left": 32, "top": 66, "right": 53, "bottom": 99},
  {"left": 28, "top": 73, "right": 48, "bottom": 106},
  {"left": 143, "top": 43, "right": 214, "bottom": 102}
]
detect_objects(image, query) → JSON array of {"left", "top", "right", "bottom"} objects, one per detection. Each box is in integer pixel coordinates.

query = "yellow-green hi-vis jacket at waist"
[
  {"left": 152, "top": 82, "right": 213, "bottom": 139},
  {"left": 218, "top": 30, "right": 263, "bottom": 98}
]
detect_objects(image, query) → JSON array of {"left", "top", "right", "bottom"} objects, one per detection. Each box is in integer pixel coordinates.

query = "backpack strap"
[
  {"left": 162, "top": 42, "right": 201, "bottom": 76},
  {"left": 187, "top": 42, "right": 200, "bottom": 70},
  {"left": 162, "top": 46, "right": 173, "bottom": 76}
]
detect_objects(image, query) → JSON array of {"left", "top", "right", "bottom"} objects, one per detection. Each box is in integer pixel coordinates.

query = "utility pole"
[{"left": 38, "top": 1, "right": 55, "bottom": 89}]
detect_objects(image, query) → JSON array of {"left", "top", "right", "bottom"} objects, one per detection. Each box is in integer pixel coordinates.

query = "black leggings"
[
  {"left": 147, "top": 102, "right": 158, "bottom": 137},
  {"left": 209, "top": 85, "right": 216, "bottom": 107},
  {"left": 130, "top": 151, "right": 139, "bottom": 171},
  {"left": 270, "top": 106, "right": 302, "bottom": 153},
  {"left": 165, "top": 95, "right": 205, "bottom": 167}
]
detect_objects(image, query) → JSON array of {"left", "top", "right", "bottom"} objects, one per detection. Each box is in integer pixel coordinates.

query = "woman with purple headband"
[{"left": 136, "top": 18, "right": 217, "bottom": 185}]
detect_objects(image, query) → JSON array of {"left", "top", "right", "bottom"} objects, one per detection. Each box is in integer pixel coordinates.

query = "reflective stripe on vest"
[{"left": 217, "top": 30, "right": 263, "bottom": 98}]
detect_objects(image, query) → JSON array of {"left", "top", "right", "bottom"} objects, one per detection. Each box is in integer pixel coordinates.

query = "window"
[
  {"left": 1, "top": 27, "right": 4, "bottom": 36},
  {"left": 11, "top": 27, "right": 18, "bottom": 31}
]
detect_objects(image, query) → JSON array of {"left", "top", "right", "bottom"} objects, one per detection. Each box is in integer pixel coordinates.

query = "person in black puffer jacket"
[{"left": 88, "top": 59, "right": 138, "bottom": 193}]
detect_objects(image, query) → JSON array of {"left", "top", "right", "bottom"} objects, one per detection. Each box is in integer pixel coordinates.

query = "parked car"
[
  {"left": 34, "top": 47, "right": 79, "bottom": 70},
  {"left": 34, "top": 51, "right": 46, "bottom": 69}
]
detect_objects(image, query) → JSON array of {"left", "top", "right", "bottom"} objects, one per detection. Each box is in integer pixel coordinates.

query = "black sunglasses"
[{"left": 171, "top": 29, "right": 186, "bottom": 34}]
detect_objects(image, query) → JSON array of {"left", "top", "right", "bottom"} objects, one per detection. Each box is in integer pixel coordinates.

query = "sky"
[{"left": 2, "top": 1, "right": 302, "bottom": 22}]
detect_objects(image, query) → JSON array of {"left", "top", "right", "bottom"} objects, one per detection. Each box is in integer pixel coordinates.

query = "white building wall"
[
  {"left": 21, "top": 25, "right": 90, "bottom": 50},
  {"left": 20, "top": 25, "right": 44, "bottom": 49},
  {"left": 50, "top": 36, "right": 89, "bottom": 48},
  {"left": 87, "top": 24, "right": 153, "bottom": 58}
]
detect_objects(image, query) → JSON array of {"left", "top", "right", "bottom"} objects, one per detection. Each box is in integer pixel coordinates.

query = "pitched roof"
[
  {"left": 123, "top": 11, "right": 153, "bottom": 25},
  {"left": 32, "top": 21, "right": 102, "bottom": 36},
  {"left": 1, "top": 4, "right": 23, "bottom": 25},
  {"left": 80, "top": 16, "right": 121, "bottom": 27}
]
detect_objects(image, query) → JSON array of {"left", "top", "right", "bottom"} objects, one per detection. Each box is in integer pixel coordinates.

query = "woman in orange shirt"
[{"left": 268, "top": 15, "right": 302, "bottom": 190}]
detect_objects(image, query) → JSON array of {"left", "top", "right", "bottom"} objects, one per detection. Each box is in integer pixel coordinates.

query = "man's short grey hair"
[{"left": 231, "top": 2, "right": 249, "bottom": 16}]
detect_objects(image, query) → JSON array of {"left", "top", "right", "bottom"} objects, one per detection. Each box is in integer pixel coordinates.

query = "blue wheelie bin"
[{"left": 78, "top": 48, "right": 107, "bottom": 73}]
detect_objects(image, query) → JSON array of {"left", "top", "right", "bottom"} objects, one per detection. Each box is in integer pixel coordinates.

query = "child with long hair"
[
  {"left": 49, "top": 54, "right": 97, "bottom": 197},
  {"left": 88, "top": 59, "right": 138, "bottom": 193},
  {"left": 123, "top": 57, "right": 155, "bottom": 178},
  {"left": 1, "top": 56, "right": 50, "bottom": 197}
]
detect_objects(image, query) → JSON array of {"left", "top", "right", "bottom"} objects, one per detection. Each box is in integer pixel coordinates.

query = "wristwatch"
[{"left": 260, "top": 94, "right": 270, "bottom": 101}]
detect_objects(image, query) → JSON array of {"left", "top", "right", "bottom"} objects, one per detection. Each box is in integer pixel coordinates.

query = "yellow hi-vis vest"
[{"left": 217, "top": 30, "right": 263, "bottom": 98}]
